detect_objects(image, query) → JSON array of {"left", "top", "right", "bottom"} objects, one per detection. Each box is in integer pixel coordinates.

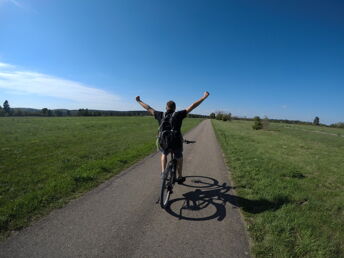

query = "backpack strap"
[
  {"left": 157, "top": 112, "right": 168, "bottom": 132},
  {"left": 157, "top": 111, "right": 176, "bottom": 132},
  {"left": 169, "top": 112, "right": 176, "bottom": 130}
]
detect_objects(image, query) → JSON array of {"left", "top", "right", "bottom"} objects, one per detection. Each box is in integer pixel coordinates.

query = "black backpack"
[{"left": 157, "top": 112, "right": 180, "bottom": 152}]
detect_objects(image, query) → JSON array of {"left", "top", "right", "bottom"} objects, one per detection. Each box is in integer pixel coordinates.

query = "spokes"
[{"left": 160, "top": 169, "right": 173, "bottom": 208}]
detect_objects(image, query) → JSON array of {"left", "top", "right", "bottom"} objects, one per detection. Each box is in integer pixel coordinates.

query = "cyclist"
[{"left": 135, "top": 91, "right": 210, "bottom": 183}]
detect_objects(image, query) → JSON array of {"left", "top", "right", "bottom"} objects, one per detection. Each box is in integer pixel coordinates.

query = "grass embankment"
[
  {"left": 0, "top": 116, "right": 202, "bottom": 239},
  {"left": 212, "top": 120, "right": 344, "bottom": 258}
]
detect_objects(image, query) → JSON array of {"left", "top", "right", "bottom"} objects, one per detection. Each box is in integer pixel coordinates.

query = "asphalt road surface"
[{"left": 0, "top": 119, "right": 250, "bottom": 258}]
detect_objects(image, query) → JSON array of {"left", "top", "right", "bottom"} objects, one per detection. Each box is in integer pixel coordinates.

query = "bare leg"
[
  {"left": 161, "top": 154, "right": 167, "bottom": 173},
  {"left": 177, "top": 158, "right": 183, "bottom": 178}
]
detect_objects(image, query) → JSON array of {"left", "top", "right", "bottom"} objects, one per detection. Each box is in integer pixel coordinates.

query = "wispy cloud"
[
  {"left": 0, "top": 63, "right": 15, "bottom": 68},
  {"left": 0, "top": 62, "right": 129, "bottom": 110},
  {"left": 0, "top": 0, "right": 22, "bottom": 8},
  {"left": 9, "top": 0, "right": 23, "bottom": 8},
  {"left": 0, "top": 0, "right": 37, "bottom": 13}
]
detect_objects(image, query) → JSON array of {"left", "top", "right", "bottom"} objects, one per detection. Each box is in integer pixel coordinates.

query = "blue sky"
[{"left": 0, "top": 0, "right": 343, "bottom": 124}]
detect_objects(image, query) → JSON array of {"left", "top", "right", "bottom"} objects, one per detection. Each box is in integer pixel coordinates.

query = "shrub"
[
  {"left": 262, "top": 116, "right": 270, "bottom": 130},
  {"left": 227, "top": 112, "right": 232, "bottom": 121},
  {"left": 330, "top": 122, "right": 344, "bottom": 129},
  {"left": 313, "top": 116, "right": 320, "bottom": 126},
  {"left": 210, "top": 113, "right": 216, "bottom": 119},
  {"left": 253, "top": 116, "right": 263, "bottom": 130},
  {"left": 216, "top": 111, "right": 232, "bottom": 121},
  {"left": 216, "top": 112, "right": 223, "bottom": 120}
]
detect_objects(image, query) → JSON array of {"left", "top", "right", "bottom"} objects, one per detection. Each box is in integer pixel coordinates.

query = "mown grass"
[
  {"left": 281, "top": 123, "right": 344, "bottom": 137},
  {"left": 0, "top": 116, "right": 202, "bottom": 240},
  {"left": 212, "top": 120, "right": 344, "bottom": 258}
]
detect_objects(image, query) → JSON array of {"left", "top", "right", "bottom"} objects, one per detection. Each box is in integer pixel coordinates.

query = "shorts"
[{"left": 161, "top": 146, "right": 183, "bottom": 159}]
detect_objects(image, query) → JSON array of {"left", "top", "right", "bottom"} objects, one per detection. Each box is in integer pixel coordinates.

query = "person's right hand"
[
  {"left": 203, "top": 91, "right": 210, "bottom": 98},
  {"left": 136, "top": 96, "right": 141, "bottom": 102}
]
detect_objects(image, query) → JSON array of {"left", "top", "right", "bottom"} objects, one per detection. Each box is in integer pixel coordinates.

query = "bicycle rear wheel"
[{"left": 160, "top": 167, "right": 172, "bottom": 209}]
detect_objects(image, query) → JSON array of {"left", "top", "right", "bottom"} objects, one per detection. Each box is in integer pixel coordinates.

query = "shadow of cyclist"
[{"left": 165, "top": 176, "right": 290, "bottom": 221}]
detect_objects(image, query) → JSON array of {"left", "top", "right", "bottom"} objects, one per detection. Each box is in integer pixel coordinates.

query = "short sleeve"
[
  {"left": 177, "top": 110, "right": 187, "bottom": 120},
  {"left": 154, "top": 111, "right": 163, "bottom": 121}
]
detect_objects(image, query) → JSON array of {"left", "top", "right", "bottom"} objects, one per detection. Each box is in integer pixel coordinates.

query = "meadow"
[
  {"left": 0, "top": 116, "right": 202, "bottom": 239},
  {"left": 213, "top": 120, "right": 344, "bottom": 258}
]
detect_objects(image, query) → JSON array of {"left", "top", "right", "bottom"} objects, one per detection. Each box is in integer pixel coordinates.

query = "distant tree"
[
  {"left": 222, "top": 114, "right": 228, "bottom": 121},
  {"left": 210, "top": 113, "right": 216, "bottom": 119},
  {"left": 216, "top": 112, "right": 223, "bottom": 120},
  {"left": 262, "top": 116, "right": 270, "bottom": 130},
  {"left": 3, "top": 100, "right": 11, "bottom": 116},
  {"left": 42, "top": 108, "right": 48, "bottom": 116},
  {"left": 330, "top": 122, "right": 344, "bottom": 129},
  {"left": 0, "top": 105, "right": 3, "bottom": 116},
  {"left": 227, "top": 112, "right": 232, "bottom": 121},
  {"left": 14, "top": 109, "right": 23, "bottom": 116},
  {"left": 78, "top": 108, "right": 90, "bottom": 116},
  {"left": 252, "top": 116, "right": 263, "bottom": 130},
  {"left": 66, "top": 110, "right": 71, "bottom": 116},
  {"left": 55, "top": 110, "right": 63, "bottom": 116},
  {"left": 47, "top": 109, "right": 53, "bottom": 116},
  {"left": 313, "top": 116, "right": 320, "bottom": 126}
]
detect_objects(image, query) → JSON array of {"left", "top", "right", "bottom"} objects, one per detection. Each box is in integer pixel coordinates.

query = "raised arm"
[
  {"left": 185, "top": 91, "right": 210, "bottom": 114},
  {"left": 135, "top": 96, "right": 155, "bottom": 115}
]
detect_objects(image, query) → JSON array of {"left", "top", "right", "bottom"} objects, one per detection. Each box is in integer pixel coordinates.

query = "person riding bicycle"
[{"left": 135, "top": 91, "right": 210, "bottom": 184}]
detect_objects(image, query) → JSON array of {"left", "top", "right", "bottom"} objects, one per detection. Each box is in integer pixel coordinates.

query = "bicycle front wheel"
[{"left": 160, "top": 168, "right": 172, "bottom": 209}]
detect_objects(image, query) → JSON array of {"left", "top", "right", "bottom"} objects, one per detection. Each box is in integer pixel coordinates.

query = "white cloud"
[
  {"left": 0, "top": 62, "right": 130, "bottom": 110},
  {"left": 0, "top": 62, "right": 14, "bottom": 68}
]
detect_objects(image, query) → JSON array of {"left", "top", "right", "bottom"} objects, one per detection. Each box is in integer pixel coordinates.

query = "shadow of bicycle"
[{"left": 165, "top": 176, "right": 289, "bottom": 221}]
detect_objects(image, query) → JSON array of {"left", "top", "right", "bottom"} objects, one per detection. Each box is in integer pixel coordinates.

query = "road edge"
[{"left": 210, "top": 119, "right": 254, "bottom": 257}]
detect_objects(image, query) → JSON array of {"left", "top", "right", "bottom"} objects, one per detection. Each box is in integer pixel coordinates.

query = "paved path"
[{"left": 0, "top": 120, "right": 250, "bottom": 258}]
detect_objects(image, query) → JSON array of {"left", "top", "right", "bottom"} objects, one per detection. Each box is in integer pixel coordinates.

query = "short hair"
[{"left": 166, "top": 100, "right": 176, "bottom": 111}]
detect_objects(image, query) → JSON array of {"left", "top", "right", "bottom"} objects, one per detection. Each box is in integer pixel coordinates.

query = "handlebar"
[{"left": 184, "top": 139, "right": 196, "bottom": 144}]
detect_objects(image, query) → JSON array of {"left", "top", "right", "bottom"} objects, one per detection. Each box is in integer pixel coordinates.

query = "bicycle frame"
[
  {"left": 168, "top": 152, "right": 177, "bottom": 183},
  {"left": 159, "top": 139, "right": 196, "bottom": 209}
]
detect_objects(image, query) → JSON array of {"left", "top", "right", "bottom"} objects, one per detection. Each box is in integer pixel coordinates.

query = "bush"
[
  {"left": 330, "top": 122, "right": 344, "bottom": 129},
  {"left": 313, "top": 116, "right": 320, "bottom": 126},
  {"left": 222, "top": 113, "right": 232, "bottom": 121},
  {"left": 216, "top": 113, "right": 223, "bottom": 120},
  {"left": 253, "top": 116, "right": 263, "bottom": 130},
  {"left": 210, "top": 113, "right": 216, "bottom": 119},
  {"left": 226, "top": 113, "right": 232, "bottom": 121},
  {"left": 216, "top": 111, "right": 231, "bottom": 122}
]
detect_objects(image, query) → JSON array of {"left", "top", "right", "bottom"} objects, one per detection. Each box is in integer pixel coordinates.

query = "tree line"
[
  {"left": 209, "top": 111, "right": 343, "bottom": 129},
  {"left": 1, "top": 100, "right": 342, "bottom": 128},
  {"left": 0, "top": 100, "right": 209, "bottom": 118}
]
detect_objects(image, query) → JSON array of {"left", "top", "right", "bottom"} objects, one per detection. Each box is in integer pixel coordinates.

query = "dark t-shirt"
[{"left": 154, "top": 110, "right": 187, "bottom": 133}]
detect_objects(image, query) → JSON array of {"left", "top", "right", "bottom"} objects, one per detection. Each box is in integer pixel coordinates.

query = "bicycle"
[{"left": 160, "top": 139, "right": 196, "bottom": 209}]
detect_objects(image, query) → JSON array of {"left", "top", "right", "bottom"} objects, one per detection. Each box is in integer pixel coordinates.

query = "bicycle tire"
[{"left": 160, "top": 167, "right": 172, "bottom": 208}]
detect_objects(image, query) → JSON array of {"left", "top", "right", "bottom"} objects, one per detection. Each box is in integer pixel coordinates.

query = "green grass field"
[
  {"left": 212, "top": 120, "right": 344, "bottom": 258},
  {"left": 0, "top": 116, "right": 202, "bottom": 239}
]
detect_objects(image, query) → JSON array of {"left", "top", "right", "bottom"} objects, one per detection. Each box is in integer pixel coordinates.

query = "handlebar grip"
[{"left": 184, "top": 140, "right": 196, "bottom": 144}]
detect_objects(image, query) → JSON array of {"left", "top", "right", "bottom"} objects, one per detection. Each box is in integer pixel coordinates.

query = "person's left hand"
[{"left": 203, "top": 91, "right": 210, "bottom": 98}]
